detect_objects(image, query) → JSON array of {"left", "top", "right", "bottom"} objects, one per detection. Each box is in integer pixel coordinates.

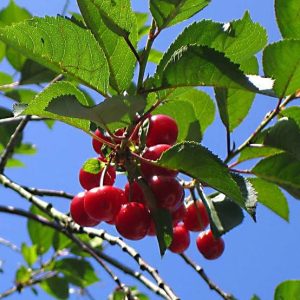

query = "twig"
[
  {"left": 21, "top": 186, "right": 74, "bottom": 199},
  {"left": 179, "top": 254, "right": 234, "bottom": 300},
  {"left": 0, "top": 115, "right": 31, "bottom": 174},
  {"left": 0, "top": 116, "right": 45, "bottom": 125},
  {"left": 0, "top": 81, "right": 19, "bottom": 90},
  {"left": 61, "top": 0, "right": 70, "bottom": 15},
  {"left": 0, "top": 237, "right": 20, "bottom": 252}
]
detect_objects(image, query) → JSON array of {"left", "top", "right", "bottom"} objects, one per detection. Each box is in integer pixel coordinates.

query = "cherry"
[
  {"left": 115, "top": 202, "right": 151, "bottom": 240},
  {"left": 196, "top": 230, "right": 225, "bottom": 260},
  {"left": 147, "top": 219, "right": 156, "bottom": 236},
  {"left": 148, "top": 176, "right": 184, "bottom": 212},
  {"left": 141, "top": 144, "right": 178, "bottom": 179},
  {"left": 84, "top": 186, "right": 127, "bottom": 222},
  {"left": 183, "top": 200, "right": 209, "bottom": 232},
  {"left": 124, "top": 181, "right": 144, "bottom": 203},
  {"left": 172, "top": 204, "right": 187, "bottom": 225},
  {"left": 79, "top": 158, "right": 116, "bottom": 190},
  {"left": 92, "top": 129, "right": 111, "bottom": 155},
  {"left": 169, "top": 224, "right": 190, "bottom": 254},
  {"left": 70, "top": 192, "right": 100, "bottom": 227},
  {"left": 146, "top": 114, "right": 178, "bottom": 147}
]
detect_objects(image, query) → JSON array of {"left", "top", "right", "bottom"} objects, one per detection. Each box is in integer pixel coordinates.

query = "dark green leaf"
[
  {"left": 15, "top": 266, "right": 31, "bottom": 284},
  {"left": 21, "top": 243, "right": 38, "bottom": 266},
  {"left": 109, "top": 287, "right": 149, "bottom": 300},
  {"left": 20, "top": 60, "right": 57, "bottom": 85},
  {"left": 274, "top": 280, "right": 300, "bottom": 300},
  {"left": 5, "top": 89, "right": 37, "bottom": 104},
  {"left": 150, "top": 0, "right": 210, "bottom": 29},
  {"left": 55, "top": 258, "right": 99, "bottom": 287},
  {"left": 52, "top": 232, "right": 72, "bottom": 251},
  {"left": 275, "top": 0, "right": 300, "bottom": 39},
  {"left": 249, "top": 178, "right": 289, "bottom": 221},
  {"left": 27, "top": 206, "right": 54, "bottom": 255},
  {"left": 0, "top": 17, "right": 109, "bottom": 94},
  {"left": 14, "top": 81, "right": 90, "bottom": 133},
  {"left": 158, "top": 142, "right": 244, "bottom": 204},
  {"left": 77, "top": 0, "right": 138, "bottom": 92},
  {"left": 6, "top": 46, "right": 26, "bottom": 70},
  {"left": 46, "top": 94, "right": 146, "bottom": 132},
  {"left": 82, "top": 158, "right": 104, "bottom": 175},
  {"left": 251, "top": 295, "right": 261, "bottom": 300},
  {"left": 252, "top": 153, "right": 300, "bottom": 199},
  {"left": 40, "top": 276, "right": 69, "bottom": 300},
  {"left": 263, "top": 40, "right": 300, "bottom": 98},
  {"left": 281, "top": 107, "right": 300, "bottom": 127}
]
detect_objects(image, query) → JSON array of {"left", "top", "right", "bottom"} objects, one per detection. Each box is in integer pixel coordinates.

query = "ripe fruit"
[
  {"left": 169, "top": 224, "right": 190, "bottom": 254},
  {"left": 183, "top": 200, "right": 209, "bottom": 232},
  {"left": 84, "top": 186, "right": 127, "bottom": 222},
  {"left": 92, "top": 129, "right": 111, "bottom": 155},
  {"left": 148, "top": 176, "right": 184, "bottom": 212},
  {"left": 196, "top": 230, "right": 225, "bottom": 260},
  {"left": 124, "top": 181, "right": 144, "bottom": 203},
  {"left": 146, "top": 114, "right": 178, "bottom": 147},
  {"left": 79, "top": 158, "right": 116, "bottom": 190},
  {"left": 141, "top": 144, "right": 178, "bottom": 179},
  {"left": 70, "top": 192, "right": 100, "bottom": 227},
  {"left": 172, "top": 204, "right": 187, "bottom": 225},
  {"left": 115, "top": 202, "right": 151, "bottom": 240}
]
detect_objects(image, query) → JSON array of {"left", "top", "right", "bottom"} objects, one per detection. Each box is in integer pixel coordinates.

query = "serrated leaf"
[
  {"left": 274, "top": 280, "right": 300, "bottom": 300},
  {"left": 263, "top": 40, "right": 300, "bottom": 98},
  {"left": 55, "top": 258, "right": 99, "bottom": 287},
  {"left": 77, "top": 0, "right": 137, "bottom": 92},
  {"left": 238, "top": 146, "right": 283, "bottom": 163},
  {"left": 20, "top": 59, "right": 57, "bottom": 85},
  {"left": 82, "top": 158, "right": 103, "bottom": 175},
  {"left": 0, "top": 16, "right": 109, "bottom": 94},
  {"left": 158, "top": 142, "right": 244, "bottom": 204},
  {"left": 275, "top": 0, "right": 300, "bottom": 39},
  {"left": 157, "top": 12, "right": 267, "bottom": 76},
  {"left": 150, "top": 0, "right": 210, "bottom": 29},
  {"left": 264, "top": 117, "right": 300, "bottom": 160},
  {"left": 156, "top": 45, "right": 257, "bottom": 93},
  {"left": 14, "top": 81, "right": 90, "bottom": 133},
  {"left": 15, "top": 266, "right": 31, "bottom": 284},
  {"left": 27, "top": 205, "right": 54, "bottom": 255},
  {"left": 252, "top": 153, "right": 300, "bottom": 199},
  {"left": 46, "top": 94, "right": 146, "bottom": 132},
  {"left": 21, "top": 243, "right": 38, "bottom": 266},
  {"left": 40, "top": 276, "right": 69, "bottom": 300},
  {"left": 249, "top": 178, "right": 289, "bottom": 221}
]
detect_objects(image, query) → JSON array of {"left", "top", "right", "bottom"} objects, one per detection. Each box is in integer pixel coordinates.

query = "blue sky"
[{"left": 1, "top": 1, "right": 300, "bottom": 300}]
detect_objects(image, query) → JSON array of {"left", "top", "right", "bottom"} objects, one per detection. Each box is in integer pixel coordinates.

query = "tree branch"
[
  {"left": 21, "top": 186, "right": 74, "bottom": 199},
  {"left": 0, "top": 116, "right": 45, "bottom": 125}
]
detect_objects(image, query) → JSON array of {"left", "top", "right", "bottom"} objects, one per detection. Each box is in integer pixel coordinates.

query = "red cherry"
[
  {"left": 70, "top": 192, "right": 100, "bottom": 227},
  {"left": 169, "top": 224, "right": 190, "bottom": 254},
  {"left": 84, "top": 186, "right": 127, "bottom": 222},
  {"left": 92, "top": 129, "right": 111, "bottom": 155},
  {"left": 148, "top": 176, "right": 184, "bottom": 212},
  {"left": 147, "top": 219, "right": 156, "bottom": 236},
  {"left": 183, "top": 200, "right": 209, "bottom": 232},
  {"left": 141, "top": 144, "right": 178, "bottom": 179},
  {"left": 196, "top": 230, "right": 225, "bottom": 260},
  {"left": 172, "top": 204, "right": 187, "bottom": 225},
  {"left": 115, "top": 202, "right": 151, "bottom": 240},
  {"left": 146, "top": 114, "right": 178, "bottom": 147},
  {"left": 79, "top": 158, "right": 116, "bottom": 190},
  {"left": 124, "top": 181, "right": 145, "bottom": 203}
]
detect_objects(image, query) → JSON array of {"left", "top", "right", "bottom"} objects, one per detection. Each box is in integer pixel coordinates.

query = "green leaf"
[
  {"left": 281, "top": 106, "right": 300, "bottom": 128},
  {"left": 77, "top": 0, "right": 137, "bottom": 92},
  {"left": 135, "top": 12, "right": 149, "bottom": 39},
  {"left": 274, "top": 280, "right": 300, "bottom": 300},
  {"left": 15, "top": 143, "right": 37, "bottom": 155},
  {"left": 0, "top": 71, "right": 13, "bottom": 86},
  {"left": 208, "top": 193, "right": 244, "bottom": 237},
  {"left": 52, "top": 232, "right": 72, "bottom": 251},
  {"left": 27, "top": 205, "right": 54, "bottom": 255},
  {"left": 82, "top": 158, "right": 104, "bottom": 175},
  {"left": 21, "top": 243, "right": 38, "bottom": 266},
  {"left": 40, "top": 276, "right": 69, "bottom": 300},
  {"left": 156, "top": 45, "right": 257, "bottom": 92},
  {"left": 158, "top": 142, "right": 244, "bottom": 204},
  {"left": 55, "top": 258, "right": 99, "bottom": 287},
  {"left": 148, "top": 49, "right": 163, "bottom": 65},
  {"left": 15, "top": 266, "right": 31, "bottom": 284},
  {"left": 264, "top": 117, "right": 300, "bottom": 160},
  {"left": 238, "top": 145, "right": 284, "bottom": 163},
  {"left": 252, "top": 153, "right": 300, "bottom": 199},
  {"left": 46, "top": 94, "right": 146, "bottom": 132},
  {"left": 263, "top": 40, "right": 300, "bottom": 98},
  {"left": 0, "top": 16, "right": 109, "bottom": 94},
  {"left": 6, "top": 158, "right": 24, "bottom": 168},
  {"left": 249, "top": 178, "right": 289, "bottom": 221},
  {"left": 157, "top": 13, "right": 267, "bottom": 76},
  {"left": 0, "top": 0, "right": 31, "bottom": 25},
  {"left": 109, "top": 287, "right": 149, "bottom": 300},
  {"left": 150, "top": 0, "right": 210, "bottom": 29},
  {"left": 0, "top": 41, "right": 5, "bottom": 62},
  {"left": 251, "top": 295, "right": 261, "bottom": 300},
  {"left": 20, "top": 59, "right": 57, "bottom": 85},
  {"left": 14, "top": 81, "right": 91, "bottom": 133},
  {"left": 5, "top": 89, "right": 37, "bottom": 104},
  {"left": 6, "top": 46, "right": 26, "bottom": 70},
  {"left": 275, "top": 0, "right": 300, "bottom": 39}
]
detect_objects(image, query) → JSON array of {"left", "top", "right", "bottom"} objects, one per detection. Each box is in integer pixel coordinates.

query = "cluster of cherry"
[{"left": 70, "top": 114, "right": 224, "bottom": 259}]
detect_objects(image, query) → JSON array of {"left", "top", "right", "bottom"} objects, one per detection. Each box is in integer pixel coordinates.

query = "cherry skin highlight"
[
  {"left": 146, "top": 114, "right": 178, "bottom": 147},
  {"left": 115, "top": 202, "right": 151, "bottom": 240},
  {"left": 196, "top": 229, "right": 225, "bottom": 260},
  {"left": 169, "top": 224, "right": 190, "bottom": 254},
  {"left": 70, "top": 191, "right": 100, "bottom": 227}
]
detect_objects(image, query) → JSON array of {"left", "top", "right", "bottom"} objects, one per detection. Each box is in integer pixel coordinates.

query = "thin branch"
[
  {"left": 180, "top": 254, "right": 234, "bottom": 300},
  {"left": 21, "top": 186, "right": 74, "bottom": 200},
  {"left": 0, "top": 115, "right": 31, "bottom": 174},
  {"left": 0, "top": 237, "right": 20, "bottom": 252},
  {"left": 0, "top": 116, "right": 46, "bottom": 125},
  {"left": 0, "top": 174, "right": 177, "bottom": 300},
  {"left": 0, "top": 81, "right": 19, "bottom": 90},
  {"left": 61, "top": 0, "right": 70, "bottom": 15}
]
